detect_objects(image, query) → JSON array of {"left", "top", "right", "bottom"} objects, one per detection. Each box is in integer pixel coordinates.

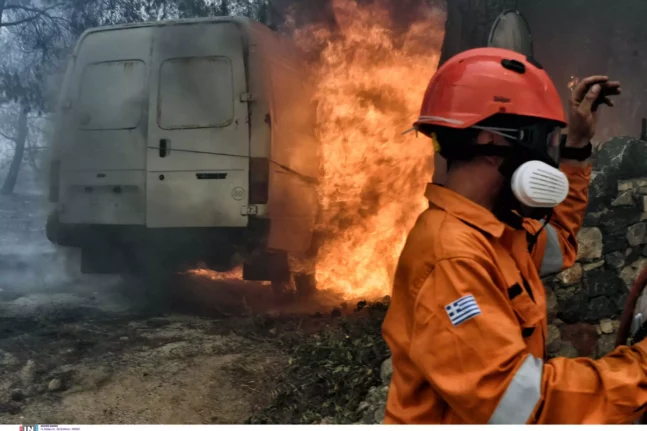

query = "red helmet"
[{"left": 414, "top": 47, "right": 566, "bottom": 132}]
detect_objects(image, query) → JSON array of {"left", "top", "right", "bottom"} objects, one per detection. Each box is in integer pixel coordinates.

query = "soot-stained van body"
[{"left": 47, "top": 17, "right": 320, "bottom": 293}]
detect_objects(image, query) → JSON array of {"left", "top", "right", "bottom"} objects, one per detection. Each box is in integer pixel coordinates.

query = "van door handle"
[{"left": 159, "top": 139, "right": 168, "bottom": 158}]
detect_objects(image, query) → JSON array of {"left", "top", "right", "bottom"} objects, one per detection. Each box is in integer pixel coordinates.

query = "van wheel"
[{"left": 271, "top": 271, "right": 317, "bottom": 299}]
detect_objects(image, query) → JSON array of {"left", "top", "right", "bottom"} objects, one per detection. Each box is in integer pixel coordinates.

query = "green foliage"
[{"left": 248, "top": 300, "right": 390, "bottom": 424}]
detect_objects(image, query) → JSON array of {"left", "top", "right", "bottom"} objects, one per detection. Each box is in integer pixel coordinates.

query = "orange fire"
[
  {"left": 292, "top": 0, "right": 446, "bottom": 299},
  {"left": 188, "top": 266, "right": 243, "bottom": 281}
]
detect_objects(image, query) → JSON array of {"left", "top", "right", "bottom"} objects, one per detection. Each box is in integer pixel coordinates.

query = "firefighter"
[{"left": 380, "top": 47, "right": 647, "bottom": 424}]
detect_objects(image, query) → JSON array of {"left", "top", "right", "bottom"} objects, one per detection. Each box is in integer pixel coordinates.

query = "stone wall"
[
  {"left": 545, "top": 137, "right": 647, "bottom": 359},
  {"left": 365, "top": 137, "right": 647, "bottom": 422}
]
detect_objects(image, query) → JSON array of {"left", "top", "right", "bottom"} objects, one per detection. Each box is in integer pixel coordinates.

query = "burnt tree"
[
  {"left": 439, "top": 0, "right": 518, "bottom": 66},
  {"left": 1, "top": 103, "right": 28, "bottom": 195}
]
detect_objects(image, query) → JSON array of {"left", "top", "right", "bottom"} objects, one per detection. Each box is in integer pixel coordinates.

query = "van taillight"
[
  {"left": 49, "top": 160, "right": 60, "bottom": 203},
  {"left": 249, "top": 157, "right": 269, "bottom": 205}
]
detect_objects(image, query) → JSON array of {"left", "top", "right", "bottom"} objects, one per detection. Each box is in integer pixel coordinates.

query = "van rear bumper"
[{"left": 47, "top": 211, "right": 269, "bottom": 269}]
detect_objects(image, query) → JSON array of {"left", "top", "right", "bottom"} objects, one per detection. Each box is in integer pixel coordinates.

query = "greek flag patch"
[{"left": 445, "top": 295, "right": 481, "bottom": 326}]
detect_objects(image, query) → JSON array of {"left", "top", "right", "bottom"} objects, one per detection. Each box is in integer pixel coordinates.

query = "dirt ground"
[{"left": 0, "top": 194, "right": 349, "bottom": 424}]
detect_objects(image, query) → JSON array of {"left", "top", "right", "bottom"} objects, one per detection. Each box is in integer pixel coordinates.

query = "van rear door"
[
  {"left": 146, "top": 22, "right": 250, "bottom": 228},
  {"left": 59, "top": 27, "right": 152, "bottom": 225}
]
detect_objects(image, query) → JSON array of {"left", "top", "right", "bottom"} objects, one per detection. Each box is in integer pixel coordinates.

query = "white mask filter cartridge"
[{"left": 510, "top": 160, "right": 569, "bottom": 208}]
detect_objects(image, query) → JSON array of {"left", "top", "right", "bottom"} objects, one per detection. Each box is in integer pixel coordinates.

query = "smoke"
[
  {"left": 521, "top": 0, "right": 647, "bottom": 140},
  {"left": 0, "top": 50, "right": 83, "bottom": 295},
  {"left": 0, "top": 195, "right": 79, "bottom": 292},
  {"left": 275, "top": 0, "right": 446, "bottom": 51}
]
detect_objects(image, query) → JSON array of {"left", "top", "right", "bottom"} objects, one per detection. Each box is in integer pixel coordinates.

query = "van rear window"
[
  {"left": 158, "top": 56, "right": 234, "bottom": 130},
  {"left": 78, "top": 60, "right": 146, "bottom": 130}
]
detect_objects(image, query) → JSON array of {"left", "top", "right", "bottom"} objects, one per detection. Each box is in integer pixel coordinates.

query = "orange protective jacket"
[{"left": 382, "top": 163, "right": 647, "bottom": 424}]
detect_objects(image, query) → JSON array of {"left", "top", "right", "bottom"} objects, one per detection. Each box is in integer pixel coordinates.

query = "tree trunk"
[
  {"left": 438, "top": 0, "right": 518, "bottom": 66},
  {"left": 1, "top": 103, "right": 29, "bottom": 195}
]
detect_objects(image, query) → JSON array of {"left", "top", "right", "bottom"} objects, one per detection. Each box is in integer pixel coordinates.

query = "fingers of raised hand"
[{"left": 572, "top": 75, "right": 609, "bottom": 102}]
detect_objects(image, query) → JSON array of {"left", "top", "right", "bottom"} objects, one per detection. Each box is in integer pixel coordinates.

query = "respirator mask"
[
  {"left": 479, "top": 122, "right": 569, "bottom": 222},
  {"left": 483, "top": 122, "right": 568, "bottom": 213}
]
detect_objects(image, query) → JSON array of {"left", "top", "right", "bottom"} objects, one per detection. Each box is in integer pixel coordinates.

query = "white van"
[{"left": 46, "top": 17, "right": 320, "bottom": 295}]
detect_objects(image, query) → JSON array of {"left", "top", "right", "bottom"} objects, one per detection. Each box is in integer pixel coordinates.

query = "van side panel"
[
  {"left": 58, "top": 27, "right": 153, "bottom": 225},
  {"left": 249, "top": 25, "right": 320, "bottom": 253},
  {"left": 244, "top": 24, "right": 271, "bottom": 162},
  {"left": 145, "top": 22, "right": 251, "bottom": 228}
]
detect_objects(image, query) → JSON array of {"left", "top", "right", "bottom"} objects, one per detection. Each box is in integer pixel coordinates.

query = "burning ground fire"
[
  {"left": 190, "top": 266, "right": 244, "bottom": 281},
  {"left": 189, "top": 1, "right": 445, "bottom": 300}
]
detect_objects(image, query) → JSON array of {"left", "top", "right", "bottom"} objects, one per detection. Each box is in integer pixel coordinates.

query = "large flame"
[
  {"left": 293, "top": 0, "right": 445, "bottom": 299},
  {"left": 188, "top": 1, "right": 445, "bottom": 301}
]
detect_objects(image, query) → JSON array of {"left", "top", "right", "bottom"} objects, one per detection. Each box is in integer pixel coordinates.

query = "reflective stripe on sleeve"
[
  {"left": 488, "top": 354, "right": 543, "bottom": 424},
  {"left": 539, "top": 224, "right": 563, "bottom": 276}
]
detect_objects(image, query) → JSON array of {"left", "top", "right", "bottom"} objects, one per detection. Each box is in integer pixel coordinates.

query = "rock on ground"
[
  {"left": 380, "top": 357, "right": 393, "bottom": 385},
  {"left": 357, "top": 357, "right": 393, "bottom": 424},
  {"left": 358, "top": 386, "right": 389, "bottom": 424}
]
